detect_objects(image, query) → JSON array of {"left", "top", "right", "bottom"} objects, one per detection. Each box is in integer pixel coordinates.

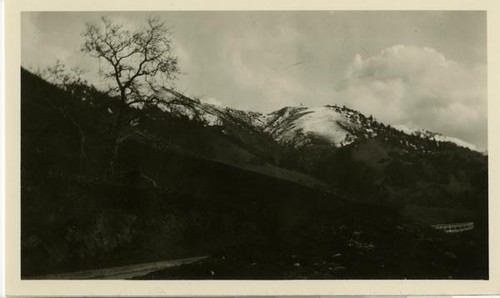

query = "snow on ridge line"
[
  {"left": 158, "top": 98, "right": 480, "bottom": 152},
  {"left": 392, "top": 124, "right": 478, "bottom": 151},
  {"left": 159, "top": 98, "right": 272, "bottom": 129},
  {"left": 433, "top": 135, "right": 478, "bottom": 151},
  {"left": 264, "top": 106, "right": 357, "bottom": 147},
  {"left": 293, "top": 107, "right": 353, "bottom": 146}
]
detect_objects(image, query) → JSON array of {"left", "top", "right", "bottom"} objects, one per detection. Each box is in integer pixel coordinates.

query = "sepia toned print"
[{"left": 18, "top": 10, "right": 488, "bottom": 281}]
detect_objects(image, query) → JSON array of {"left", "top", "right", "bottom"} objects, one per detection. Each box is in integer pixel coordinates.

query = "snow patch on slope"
[
  {"left": 158, "top": 99, "right": 267, "bottom": 128},
  {"left": 157, "top": 92, "right": 480, "bottom": 153},
  {"left": 159, "top": 102, "right": 223, "bottom": 126},
  {"left": 393, "top": 124, "right": 478, "bottom": 151},
  {"left": 265, "top": 106, "right": 358, "bottom": 147}
]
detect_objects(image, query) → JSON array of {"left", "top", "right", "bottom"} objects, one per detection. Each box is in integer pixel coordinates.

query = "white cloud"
[
  {"left": 21, "top": 13, "right": 486, "bottom": 150},
  {"left": 223, "top": 25, "right": 333, "bottom": 112},
  {"left": 336, "top": 45, "right": 487, "bottom": 150}
]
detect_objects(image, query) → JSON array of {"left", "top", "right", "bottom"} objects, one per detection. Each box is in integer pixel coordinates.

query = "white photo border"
[{"left": 5, "top": 0, "right": 500, "bottom": 296}]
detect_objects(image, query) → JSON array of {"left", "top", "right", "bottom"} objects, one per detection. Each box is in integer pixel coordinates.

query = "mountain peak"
[
  {"left": 156, "top": 94, "right": 480, "bottom": 152},
  {"left": 263, "top": 106, "right": 357, "bottom": 147}
]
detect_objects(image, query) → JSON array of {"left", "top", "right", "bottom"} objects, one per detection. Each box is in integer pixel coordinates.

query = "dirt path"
[{"left": 31, "top": 256, "right": 208, "bottom": 280}]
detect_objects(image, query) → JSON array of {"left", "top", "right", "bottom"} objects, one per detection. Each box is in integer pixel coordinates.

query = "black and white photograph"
[
  {"left": 17, "top": 9, "right": 490, "bottom": 281},
  {"left": 6, "top": 0, "right": 500, "bottom": 295}
]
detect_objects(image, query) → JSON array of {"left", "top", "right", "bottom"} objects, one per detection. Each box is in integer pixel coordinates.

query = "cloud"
[
  {"left": 20, "top": 13, "right": 486, "bottom": 150},
  {"left": 220, "top": 24, "right": 334, "bottom": 112},
  {"left": 229, "top": 47, "right": 308, "bottom": 110},
  {"left": 335, "top": 45, "right": 487, "bottom": 150}
]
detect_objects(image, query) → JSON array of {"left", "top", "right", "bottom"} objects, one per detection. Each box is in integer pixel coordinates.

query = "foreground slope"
[{"left": 21, "top": 68, "right": 488, "bottom": 279}]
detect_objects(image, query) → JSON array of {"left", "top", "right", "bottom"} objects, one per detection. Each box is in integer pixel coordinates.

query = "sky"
[{"left": 21, "top": 11, "right": 487, "bottom": 150}]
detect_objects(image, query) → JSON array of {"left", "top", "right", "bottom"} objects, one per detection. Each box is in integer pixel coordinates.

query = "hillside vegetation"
[{"left": 21, "top": 68, "right": 488, "bottom": 279}]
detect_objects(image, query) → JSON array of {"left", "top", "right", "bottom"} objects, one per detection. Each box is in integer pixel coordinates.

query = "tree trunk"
[{"left": 107, "top": 90, "right": 127, "bottom": 177}]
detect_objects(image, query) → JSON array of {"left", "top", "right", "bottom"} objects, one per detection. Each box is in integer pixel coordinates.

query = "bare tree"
[
  {"left": 45, "top": 60, "right": 86, "bottom": 89},
  {"left": 81, "top": 16, "right": 180, "bottom": 175},
  {"left": 33, "top": 60, "right": 87, "bottom": 93}
]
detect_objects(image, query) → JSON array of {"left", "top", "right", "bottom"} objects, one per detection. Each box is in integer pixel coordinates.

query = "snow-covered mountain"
[
  {"left": 262, "top": 105, "right": 379, "bottom": 147},
  {"left": 157, "top": 95, "right": 479, "bottom": 152}
]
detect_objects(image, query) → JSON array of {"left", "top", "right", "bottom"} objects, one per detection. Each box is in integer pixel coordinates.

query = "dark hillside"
[
  {"left": 21, "top": 68, "right": 332, "bottom": 276},
  {"left": 21, "top": 68, "right": 488, "bottom": 279},
  {"left": 272, "top": 108, "right": 487, "bottom": 224}
]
